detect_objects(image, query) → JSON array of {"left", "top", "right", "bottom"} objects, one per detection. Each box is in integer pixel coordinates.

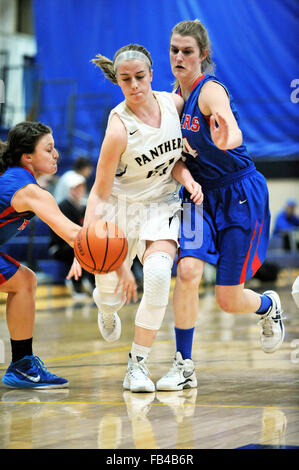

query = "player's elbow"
[
  {"left": 228, "top": 128, "right": 243, "bottom": 150},
  {"left": 234, "top": 129, "right": 243, "bottom": 148}
]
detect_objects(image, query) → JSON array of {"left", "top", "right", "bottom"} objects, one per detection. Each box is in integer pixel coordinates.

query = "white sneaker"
[
  {"left": 156, "top": 352, "right": 197, "bottom": 391},
  {"left": 123, "top": 354, "right": 155, "bottom": 393},
  {"left": 93, "top": 288, "right": 121, "bottom": 342},
  {"left": 97, "top": 311, "right": 121, "bottom": 342},
  {"left": 259, "top": 290, "right": 285, "bottom": 353}
]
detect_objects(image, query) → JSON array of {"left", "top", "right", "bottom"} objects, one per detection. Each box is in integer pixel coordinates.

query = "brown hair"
[
  {"left": 170, "top": 19, "right": 215, "bottom": 89},
  {"left": 91, "top": 44, "right": 153, "bottom": 84},
  {"left": 0, "top": 121, "right": 52, "bottom": 173}
]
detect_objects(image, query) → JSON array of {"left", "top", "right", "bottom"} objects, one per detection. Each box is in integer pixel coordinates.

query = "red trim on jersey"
[
  {"left": 0, "top": 252, "right": 20, "bottom": 285},
  {"left": 0, "top": 215, "right": 26, "bottom": 228},
  {"left": 251, "top": 220, "right": 263, "bottom": 275},
  {"left": 239, "top": 221, "right": 257, "bottom": 284},
  {"left": 177, "top": 74, "right": 206, "bottom": 97},
  {"left": 20, "top": 165, "right": 35, "bottom": 177},
  {"left": 0, "top": 206, "right": 15, "bottom": 219},
  {"left": 191, "top": 74, "right": 206, "bottom": 91},
  {"left": 1, "top": 252, "right": 20, "bottom": 266}
]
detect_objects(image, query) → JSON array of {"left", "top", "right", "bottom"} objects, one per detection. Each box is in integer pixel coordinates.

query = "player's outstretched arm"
[
  {"left": 11, "top": 183, "right": 81, "bottom": 247},
  {"left": 199, "top": 81, "right": 243, "bottom": 150}
]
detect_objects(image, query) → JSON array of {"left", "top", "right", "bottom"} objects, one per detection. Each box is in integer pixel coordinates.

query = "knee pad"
[
  {"left": 143, "top": 251, "right": 173, "bottom": 306},
  {"left": 135, "top": 251, "right": 173, "bottom": 330},
  {"left": 95, "top": 271, "right": 118, "bottom": 294},
  {"left": 93, "top": 272, "right": 125, "bottom": 314},
  {"left": 93, "top": 288, "right": 125, "bottom": 315}
]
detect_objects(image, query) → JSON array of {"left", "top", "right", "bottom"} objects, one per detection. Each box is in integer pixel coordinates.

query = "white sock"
[{"left": 131, "top": 342, "right": 151, "bottom": 362}]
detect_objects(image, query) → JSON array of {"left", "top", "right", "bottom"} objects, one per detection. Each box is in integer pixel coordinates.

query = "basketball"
[{"left": 74, "top": 220, "right": 128, "bottom": 274}]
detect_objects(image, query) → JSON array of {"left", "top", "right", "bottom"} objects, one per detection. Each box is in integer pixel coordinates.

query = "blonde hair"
[
  {"left": 170, "top": 19, "right": 215, "bottom": 89},
  {"left": 92, "top": 44, "right": 153, "bottom": 84}
]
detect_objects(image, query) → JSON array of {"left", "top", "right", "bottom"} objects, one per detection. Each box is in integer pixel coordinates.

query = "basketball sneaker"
[
  {"left": 258, "top": 290, "right": 285, "bottom": 353},
  {"left": 1, "top": 355, "right": 69, "bottom": 389},
  {"left": 156, "top": 352, "right": 197, "bottom": 391},
  {"left": 93, "top": 288, "right": 121, "bottom": 342},
  {"left": 97, "top": 311, "right": 121, "bottom": 342},
  {"left": 123, "top": 354, "right": 155, "bottom": 393}
]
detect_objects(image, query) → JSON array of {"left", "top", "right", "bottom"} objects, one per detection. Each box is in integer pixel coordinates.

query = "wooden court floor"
[{"left": 0, "top": 273, "right": 298, "bottom": 450}]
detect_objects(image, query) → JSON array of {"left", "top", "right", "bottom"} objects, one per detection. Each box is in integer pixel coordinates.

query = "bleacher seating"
[{"left": 266, "top": 231, "right": 299, "bottom": 269}]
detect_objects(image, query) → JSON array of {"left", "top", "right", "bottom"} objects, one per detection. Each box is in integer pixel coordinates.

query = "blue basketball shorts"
[
  {"left": 178, "top": 167, "right": 271, "bottom": 285},
  {"left": 0, "top": 251, "right": 20, "bottom": 285}
]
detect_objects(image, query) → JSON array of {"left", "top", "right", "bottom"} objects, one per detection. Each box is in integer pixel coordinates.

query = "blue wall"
[{"left": 33, "top": 0, "right": 299, "bottom": 164}]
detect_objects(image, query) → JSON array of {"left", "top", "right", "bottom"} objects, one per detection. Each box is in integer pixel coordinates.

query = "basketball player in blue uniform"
[
  {"left": 157, "top": 20, "right": 285, "bottom": 391},
  {"left": 0, "top": 121, "right": 84, "bottom": 389}
]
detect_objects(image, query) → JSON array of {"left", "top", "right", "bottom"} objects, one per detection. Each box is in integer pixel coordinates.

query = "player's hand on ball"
[
  {"left": 67, "top": 257, "right": 82, "bottom": 281},
  {"left": 74, "top": 220, "right": 128, "bottom": 274},
  {"left": 115, "top": 263, "right": 138, "bottom": 304}
]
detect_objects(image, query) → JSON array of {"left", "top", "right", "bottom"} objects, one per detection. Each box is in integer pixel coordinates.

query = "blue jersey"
[
  {"left": 0, "top": 166, "right": 37, "bottom": 246},
  {"left": 178, "top": 74, "right": 254, "bottom": 188},
  {"left": 177, "top": 74, "right": 271, "bottom": 285}
]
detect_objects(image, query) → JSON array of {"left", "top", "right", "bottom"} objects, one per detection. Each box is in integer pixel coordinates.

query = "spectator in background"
[
  {"left": 49, "top": 173, "right": 94, "bottom": 299},
  {"left": 273, "top": 198, "right": 299, "bottom": 236},
  {"left": 54, "top": 156, "right": 93, "bottom": 204},
  {"left": 273, "top": 199, "right": 299, "bottom": 251}
]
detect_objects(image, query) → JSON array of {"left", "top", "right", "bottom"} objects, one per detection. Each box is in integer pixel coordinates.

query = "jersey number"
[
  {"left": 146, "top": 158, "right": 175, "bottom": 179},
  {"left": 183, "top": 137, "right": 198, "bottom": 159}
]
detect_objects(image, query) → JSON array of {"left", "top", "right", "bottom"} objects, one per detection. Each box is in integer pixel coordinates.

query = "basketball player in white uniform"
[{"left": 69, "top": 44, "right": 203, "bottom": 392}]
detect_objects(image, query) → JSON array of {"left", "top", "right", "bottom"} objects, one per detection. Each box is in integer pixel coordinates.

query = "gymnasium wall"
[{"left": 32, "top": 0, "right": 299, "bottom": 165}]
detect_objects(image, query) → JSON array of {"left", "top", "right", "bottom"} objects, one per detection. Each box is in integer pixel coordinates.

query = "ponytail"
[
  {"left": 92, "top": 44, "right": 153, "bottom": 84},
  {"left": 91, "top": 54, "right": 117, "bottom": 84},
  {"left": 0, "top": 140, "right": 13, "bottom": 173}
]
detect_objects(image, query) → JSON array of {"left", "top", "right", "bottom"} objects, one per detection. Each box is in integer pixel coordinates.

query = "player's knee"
[
  {"left": 93, "top": 272, "right": 125, "bottom": 313},
  {"left": 19, "top": 265, "right": 37, "bottom": 293},
  {"left": 177, "top": 258, "right": 204, "bottom": 286},
  {"left": 135, "top": 252, "right": 173, "bottom": 330},
  {"left": 143, "top": 251, "right": 173, "bottom": 306},
  {"left": 93, "top": 288, "right": 124, "bottom": 314},
  {"left": 135, "top": 296, "right": 166, "bottom": 331},
  {"left": 215, "top": 291, "right": 240, "bottom": 313}
]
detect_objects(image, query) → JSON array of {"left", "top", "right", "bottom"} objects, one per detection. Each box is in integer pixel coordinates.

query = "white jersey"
[{"left": 108, "top": 91, "right": 183, "bottom": 203}]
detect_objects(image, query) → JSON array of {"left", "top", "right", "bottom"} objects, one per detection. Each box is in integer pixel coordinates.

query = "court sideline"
[{"left": 0, "top": 273, "right": 298, "bottom": 450}]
